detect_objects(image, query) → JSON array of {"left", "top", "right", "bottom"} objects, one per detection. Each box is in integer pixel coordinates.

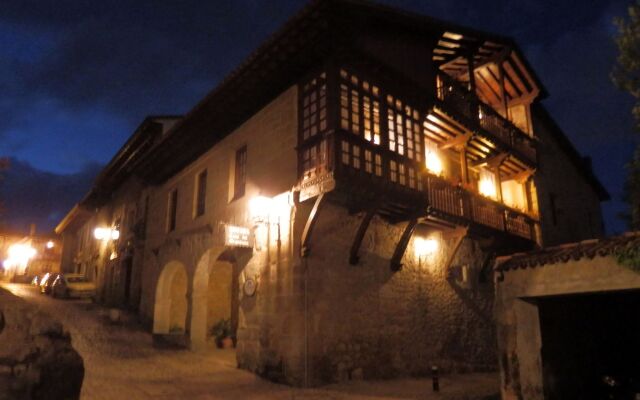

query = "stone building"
[
  {"left": 494, "top": 234, "right": 640, "bottom": 399},
  {"left": 56, "top": 0, "right": 608, "bottom": 386}
]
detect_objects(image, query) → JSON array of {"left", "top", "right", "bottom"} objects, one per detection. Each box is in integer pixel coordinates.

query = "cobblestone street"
[{"left": 2, "top": 283, "right": 499, "bottom": 400}]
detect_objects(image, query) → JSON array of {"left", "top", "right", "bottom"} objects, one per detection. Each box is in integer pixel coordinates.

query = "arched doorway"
[
  {"left": 153, "top": 261, "right": 188, "bottom": 335},
  {"left": 190, "top": 248, "right": 239, "bottom": 351}
]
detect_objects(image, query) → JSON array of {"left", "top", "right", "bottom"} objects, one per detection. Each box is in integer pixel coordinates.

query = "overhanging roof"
[
  {"left": 134, "top": 0, "right": 547, "bottom": 184},
  {"left": 495, "top": 232, "right": 640, "bottom": 272}
]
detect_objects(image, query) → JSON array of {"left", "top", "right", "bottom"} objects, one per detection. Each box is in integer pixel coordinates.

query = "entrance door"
[{"left": 538, "top": 290, "right": 640, "bottom": 399}]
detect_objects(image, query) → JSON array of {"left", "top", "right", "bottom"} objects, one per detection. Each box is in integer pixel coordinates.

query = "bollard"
[{"left": 432, "top": 365, "right": 439, "bottom": 392}]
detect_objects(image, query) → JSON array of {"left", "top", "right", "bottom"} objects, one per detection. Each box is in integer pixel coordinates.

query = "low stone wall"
[{"left": 0, "top": 288, "right": 84, "bottom": 400}]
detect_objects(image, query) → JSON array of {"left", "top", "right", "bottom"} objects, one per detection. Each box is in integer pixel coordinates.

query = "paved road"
[{"left": 2, "top": 283, "right": 499, "bottom": 400}]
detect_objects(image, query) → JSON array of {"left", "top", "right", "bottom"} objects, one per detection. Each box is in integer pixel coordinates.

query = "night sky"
[{"left": 0, "top": 0, "right": 636, "bottom": 235}]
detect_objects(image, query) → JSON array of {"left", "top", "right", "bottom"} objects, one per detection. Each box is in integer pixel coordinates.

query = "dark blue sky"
[{"left": 0, "top": 0, "right": 636, "bottom": 234}]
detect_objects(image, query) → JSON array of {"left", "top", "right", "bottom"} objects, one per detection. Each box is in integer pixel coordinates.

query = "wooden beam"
[
  {"left": 498, "top": 63, "right": 509, "bottom": 117},
  {"left": 349, "top": 205, "right": 378, "bottom": 265},
  {"left": 503, "top": 168, "right": 535, "bottom": 183},
  {"left": 390, "top": 218, "right": 418, "bottom": 271},
  {"left": 471, "top": 152, "right": 509, "bottom": 168},
  {"left": 300, "top": 193, "right": 325, "bottom": 257},
  {"left": 460, "top": 147, "right": 469, "bottom": 185},
  {"left": 439, "top": 132, "right": 473, "bottom": 150},
  {"left": 442, "top": 226, "right": 469, "bottom": 271}
]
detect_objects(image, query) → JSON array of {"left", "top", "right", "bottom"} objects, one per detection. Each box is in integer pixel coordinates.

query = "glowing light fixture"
[
  {"left": 414, "top": 237, "right": 438, "bottom": 258},
  {"left": 94, "top": 227, "right": 120, "bottom": 241},
  {"left": 46, "top": 241, "right": 54, "bottom": 249},
  {"left": 249, "top": 196, "right": 272, "bottom": 223},
  {"left": 249, "top": 192, "right": 293, "bottom": 224}
]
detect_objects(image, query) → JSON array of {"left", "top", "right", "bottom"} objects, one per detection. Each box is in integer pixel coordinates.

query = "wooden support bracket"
[
  {"left": 300, "top": 193, "right": 325, "bottom": 257},
  {"left": 439, "top": 132, "right": 473, "bottom": 150},
  {"left": 471, "top": 152, "right": 509, "bottom": 169},
  {"left": 503, "top": 168, "right": 535, "bottom": 184},
  {"left": 442, "top": 226, "right": 469, "bottom": 271},
  {"left": 349, "top": 205, "right": 378, "bottom": 265},
  {"left": 390, "top": 218, "right": 418, "bottom": 272}
]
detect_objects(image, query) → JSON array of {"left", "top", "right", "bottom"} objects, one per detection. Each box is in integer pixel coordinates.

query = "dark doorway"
[{"left": 538, "top": 290, "right": 640, "bottom": 400}]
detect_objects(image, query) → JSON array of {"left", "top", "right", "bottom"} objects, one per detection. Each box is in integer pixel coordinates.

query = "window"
[
  {"left": 234, "top": 146, "right": 247, "bottom": 199},
  {"left": 339, "top": 69, "right": 380, "bottom": 144},
  {"left": 167, "top": 189, "right": 178, "bottom": 232},
  {"left": 302, "top": 73, "right": 327, "bottom": 140},
  {"left": 194, "top": 169, "right": 207, "bottom": 217}
]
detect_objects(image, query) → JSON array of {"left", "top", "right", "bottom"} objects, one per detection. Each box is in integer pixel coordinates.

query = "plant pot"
[{"left": 221, "top": 337, "right": 234, "bottom": 349}]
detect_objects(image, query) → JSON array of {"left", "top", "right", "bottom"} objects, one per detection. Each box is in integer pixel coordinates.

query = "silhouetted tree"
[{"left": 613, "top": 1, "right": 640, "bottom": 229}]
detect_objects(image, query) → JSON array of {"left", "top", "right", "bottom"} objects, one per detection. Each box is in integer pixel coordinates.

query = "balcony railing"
[
  {"left": 305, "top": 130, "right": 537, "bottom": 241},
  {"left": 437, "top": 73, "right": 536, "bottom": 164}
]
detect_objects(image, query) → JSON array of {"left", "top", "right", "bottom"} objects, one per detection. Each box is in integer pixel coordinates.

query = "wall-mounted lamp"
[
  {"left": 414, "top": 237, "right": 438, "bottom": 259},
  {"left": 249, "top": 192, "right": 293, "bottom": 225},
  {"left": 94, "top": 227, "right": 120, "bottom": 241},
  {"left": 46, "top": 241, "right": 54, "bottom": 249}
]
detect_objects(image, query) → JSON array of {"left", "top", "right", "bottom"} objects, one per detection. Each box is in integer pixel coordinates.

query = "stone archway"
[
  {"left": 153, "top": 260, "right": 188, "bottom": 334},
  {"left": 190, "top": 247, "right": 238, "bottom": 351}
]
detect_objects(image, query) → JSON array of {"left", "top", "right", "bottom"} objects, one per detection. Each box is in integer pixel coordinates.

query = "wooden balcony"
[
  {"left": 299, "top": 130, "right": 537, "bottom": 242},
  {"left": 296, "top": 67, "right": 538, "bottom": 246},
  {"left": 436, "top": 73, "right": 536, "bottom": 165}
]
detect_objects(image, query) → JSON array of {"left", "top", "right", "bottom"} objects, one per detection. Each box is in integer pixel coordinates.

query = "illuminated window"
[
  {"left": 167, "top": 189, "right": 178, "bottom": 232},
  {"left": 339, "top": 69, "right": 380, "bottom": 144},
  {"left": 341, "top": 141, "right": 350, "bottom": 165},
  {"left": 353, "top": 145, "right": 361, "bottom": 169},
  {"left": 364, "top": 150, "right": 373, "bottom": 174},
  {"left": 408, "top": 167, "right": 416, "bottom": 188},
  {"left": 194, "top": 170, "right": 207, "bottom": 217},
  {"left": 375, "top": 154, "right": 382, "bottom": 177},
  {"left": 478, "top": 169, "right": 497, "bottom": 200},
  {"left": 387, "top": 95, "right": 422, "bottom": 159},
  {"left": 424, "top": 139, "right": 443, "bottom": 176},
  {"left": 399, "top": 163, "right": 406, "bottom": 186},
  {"left": 302, "top": 73, "right": 327, "bottom": 140},
  {"left": 302, "top": 139, "right": 328, "bottom": 180},
  {"left": 234, "top": 146, "right": 247, "bottom": 199},
  {"left": 390, "top": 160, "right": 398, "bottom": 183}
]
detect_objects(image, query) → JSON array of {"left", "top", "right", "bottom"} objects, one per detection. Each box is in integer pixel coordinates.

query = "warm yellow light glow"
[
  {"left": 479, "top": 178, "right": 497, "bottom": 199},
  {"left": 94, "top": 227, "right": 120, "bottom": 241},
  {"left": 250, "top": 193, "right": 293, "bottom": 224},
  {"left": 46, "top": 241, "right": 54, "bottom": 249},
  {"left": 4, "top": 243, "right": 36, "bottom": 271},
  {"left": 425, "top": 150, "right": 443, "bottom": 175},
  {"left": 414, "top": 237, "right": 438, "bottom": 258},
  {"left": 249, "top": 196, "right": 272, "bottom": 223},
  {"left": 479, "top": 169, "right": 497, "bottom": 199}
]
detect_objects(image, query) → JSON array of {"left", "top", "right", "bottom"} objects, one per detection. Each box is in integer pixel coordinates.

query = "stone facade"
[
  {"left": 494, "top": 235, "right": 640, "bottom": 399},
  {"left": 54, "top": 0, "right": 610, "bottom": 388},
  {"left": 303, "top": 203, "right": 497, "bottom": 384}
]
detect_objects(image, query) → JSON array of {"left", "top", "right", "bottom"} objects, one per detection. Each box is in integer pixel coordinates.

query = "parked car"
[
  {"left": 39, "top": 273, "right": 59, "bottom": 294},
  {"left": 51, "top": 274, "right": 96, "bottom": 299}
]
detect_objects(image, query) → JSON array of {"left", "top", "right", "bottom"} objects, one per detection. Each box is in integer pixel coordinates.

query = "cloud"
[{"left": 0, "top": 157, "right": 102, "bottom": 234}]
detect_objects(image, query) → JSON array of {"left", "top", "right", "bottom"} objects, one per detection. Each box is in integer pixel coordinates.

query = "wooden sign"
[{"left": 299, "top": 172, "right": 336, "bottom": 202}]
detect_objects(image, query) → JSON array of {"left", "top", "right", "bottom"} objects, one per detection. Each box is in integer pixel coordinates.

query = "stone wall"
[
  {"left": 0, "top": 288, "right": 84, "bottom": 399},
  {"left": 495, "top": 256, "right": 640, "bottom": 400},
  {"left": 532, "top": 108, "right": 605, "bottom": 245},
  {"left": 303, "top": 201, "right": 497, "bottom": 385}
]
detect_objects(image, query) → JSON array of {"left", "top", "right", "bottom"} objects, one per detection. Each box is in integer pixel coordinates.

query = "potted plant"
[{"left": 211, "top": 318, "right": 233, "bottom": 349}]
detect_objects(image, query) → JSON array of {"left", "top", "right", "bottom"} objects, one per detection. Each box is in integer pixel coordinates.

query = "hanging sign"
[
  {"left": 299, "top": 172, "right": 336, "bottom": 202},
  {"left": 225, "top": 225, "right": 252, "bottom": 248}
]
